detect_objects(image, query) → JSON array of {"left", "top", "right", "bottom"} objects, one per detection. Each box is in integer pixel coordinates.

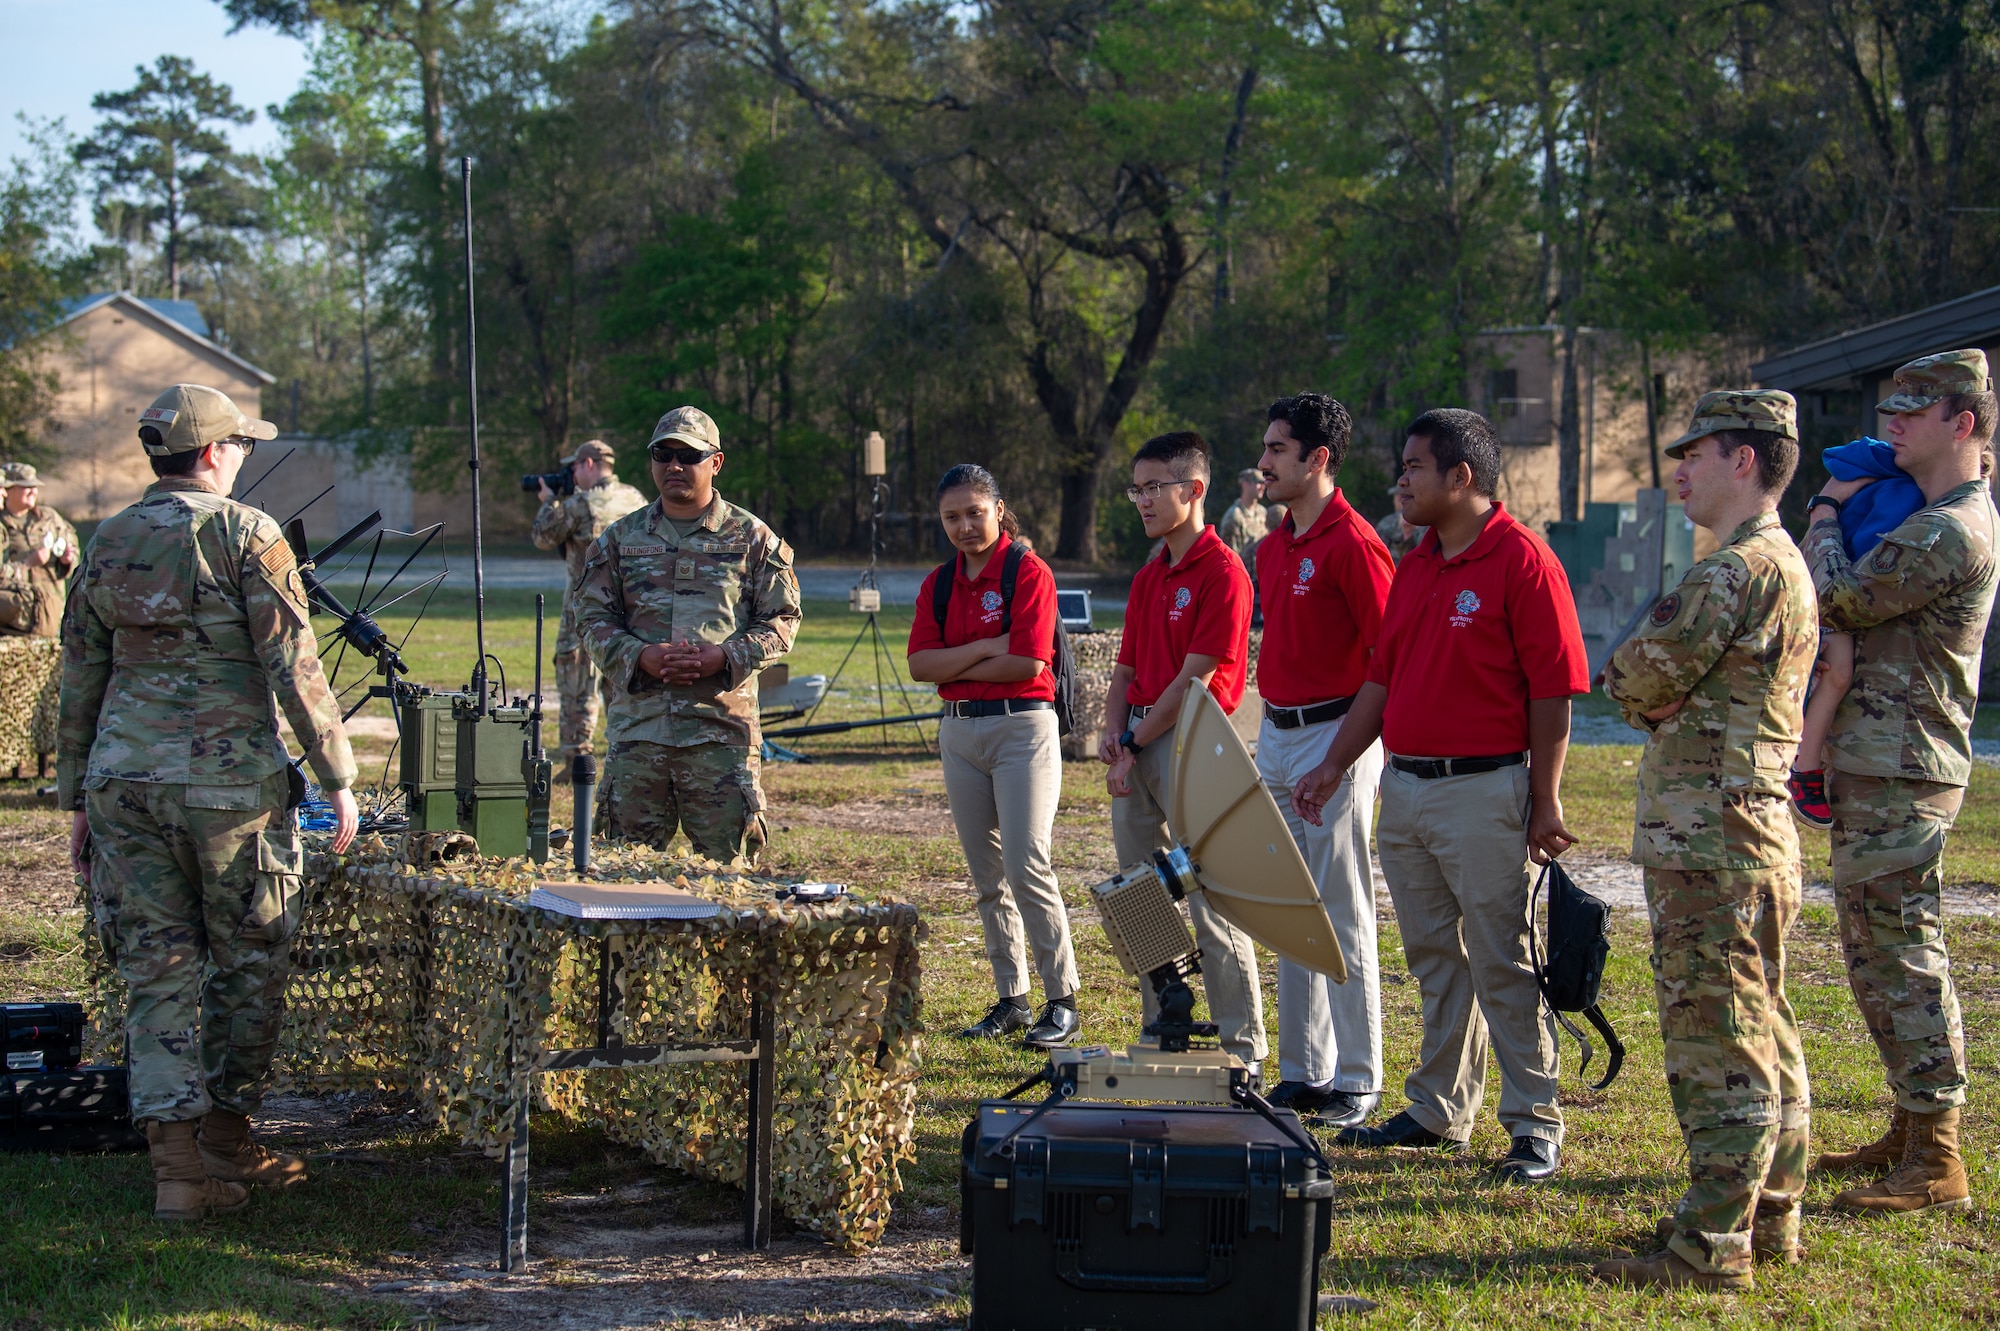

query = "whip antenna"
[{"left": 462, "top": 155, "right": 489, "bottom": 716}]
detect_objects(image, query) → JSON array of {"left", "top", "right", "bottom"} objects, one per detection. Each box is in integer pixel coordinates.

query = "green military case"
[{"left": 398, "top": 690, "right": 469, "bottom": 835}]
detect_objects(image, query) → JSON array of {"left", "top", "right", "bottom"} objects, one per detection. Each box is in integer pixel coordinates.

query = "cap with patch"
[
  {"left": 648, "top": 406, "right": 720, "bottom": 453},
  {"left": 1877, "top": 349, "right": 1993, "bottom": 416},
  {"left": 0, "top": 463, "right": 38, "bottom": 488},
  {"left": 560, "top": 438, "right": 616, "bottom": 467},
  {"left": 137, "top": 384, "right": 278, "bottom": 456},
  {"left": 1665, "top": 389, "right": 1798, "bottom": 458}
]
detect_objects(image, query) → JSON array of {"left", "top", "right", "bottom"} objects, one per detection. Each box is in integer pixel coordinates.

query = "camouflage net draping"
[
  {"left": 0, "top": 636, "right": 59, "bottom": 769},
  {"left": 82, "top": 839, "right": 925, "bottom": 1253},
  {"left": 1064, "top": 628, "right": 1261, "bottom": 759}
]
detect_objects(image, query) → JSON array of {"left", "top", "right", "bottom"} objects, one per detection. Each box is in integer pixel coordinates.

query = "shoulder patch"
[
  {"left": 1649, "top": 592, "right": 1681, "bottom": 627},
  {"left": 258, "top": 539, "right": 296, "bottom": 581},
  {"left": 1868, "top": 542, "right": 1904, "bottom": 575}
]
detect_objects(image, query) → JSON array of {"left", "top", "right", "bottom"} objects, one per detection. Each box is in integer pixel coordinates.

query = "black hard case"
[
  {"left": 961, "top": 1099, "right": 1333, "bottom": 1331},
  {"left": 0, "top": 1066, "right": 147, "bottom": 1153}
]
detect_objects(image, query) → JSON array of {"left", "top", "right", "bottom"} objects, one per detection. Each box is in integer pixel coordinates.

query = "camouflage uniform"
[
  {"left": 1804, "top": 352, "right": 2000, "bottom": 1116},
  {"left": 1374, "top": 509, "right": 1425, "bottom": 565},
  {"left": 1215, "top": 495, "right": 1268, "bottom": 577},
  {"left": 573, "top": 489, "right": 800, "bottom": 864},
  {"left": 1603, "top": 391, "right": 1819, "bottom": 1280},
  {"left": 59, "top": 385, "right": 356, "bottom": 1124},
  {"left": 530, "top": 459, "right": 647, "bottom": 762},
  {"left": 0, "top": 464, "right": 78, "bottom": 638}
]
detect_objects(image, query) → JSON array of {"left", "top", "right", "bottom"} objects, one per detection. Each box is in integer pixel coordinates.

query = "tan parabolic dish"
[{"left": 1168, "top": 683, "right": 1348, "bottom": 982}]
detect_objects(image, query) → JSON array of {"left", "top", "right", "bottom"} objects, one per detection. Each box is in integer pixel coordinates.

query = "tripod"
[{"left": 765, "top": 475, "right": 939, "bottom": 759}]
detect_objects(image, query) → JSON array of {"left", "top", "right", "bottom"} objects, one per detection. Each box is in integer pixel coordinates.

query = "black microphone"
[{"left": 571, "top": 754, "right": 596, "bottom": 873}]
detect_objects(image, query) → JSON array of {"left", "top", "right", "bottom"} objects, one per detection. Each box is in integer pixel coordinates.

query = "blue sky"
[{"left": 0, "top": 0, "right": 311, "bottom": 165}]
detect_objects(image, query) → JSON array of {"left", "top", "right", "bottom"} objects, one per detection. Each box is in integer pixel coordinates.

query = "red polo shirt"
[
  {"left": 907, "top": 534, "right": 1058, "bottom": 702},
  {"left": 1368, "top": 502, "right": 1588, "bottom": 756},
  {"left": 1117, "top": 526, "right": 1254, "bottom": 713},
  {"left": 1255, "top": 488, "right": 1395, "bottom": 706}
]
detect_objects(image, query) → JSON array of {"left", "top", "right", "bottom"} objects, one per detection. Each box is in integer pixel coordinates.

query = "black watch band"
[
  {"left": 1118, "top": 728, "right": 1143, "bottom": 754},
  {"left": 1807, "top": 494, "right": 1843, "bottom": 516}
]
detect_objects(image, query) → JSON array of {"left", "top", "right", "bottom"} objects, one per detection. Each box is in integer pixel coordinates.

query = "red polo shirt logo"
[
  {"left": 979, "top": 589, "right": 1004, "bottom": 622},
  {"left": 1451, "top": 589, "right": 1481, "bottom": 626},
  {"left": 1293, "top": 556, "right": 1316, "bottom": 593},
  {"left": 1170, "top": 586, "right": 1192, "bottom": 619}
]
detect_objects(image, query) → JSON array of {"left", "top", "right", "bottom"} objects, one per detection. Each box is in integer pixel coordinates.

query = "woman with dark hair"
[{"left": 908, "top": 464, "right": 1080, "bottom": 1048}]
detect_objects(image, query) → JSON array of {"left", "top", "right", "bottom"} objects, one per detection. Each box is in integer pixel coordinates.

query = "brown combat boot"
[
  {"left": 146, "top": 1120, "right": 250, "bottom": 1221},
  {"left": 1833, "top": 1107, "right": 1971, "bottom": 1215},
  {"left": 1592, "top": 1249, "right": 1752, "bottom": 1292},
  {"left": 1652, "top": 1215, "right": 1803, "bottom": 1265},
  {"left": 1815, "top": 1107, "right": 1909, "bottom": 1176},
  {"left": 198, "top": 1108, "right": 309, "bottom": 1189}
]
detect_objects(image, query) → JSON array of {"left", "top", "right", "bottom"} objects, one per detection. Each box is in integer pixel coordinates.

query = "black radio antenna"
[
  {"left": 235, "top": 446, "right": 295, "bottom": 503},
  {"left": 463, "top": 154, "right": 489, "bottom": 717}
]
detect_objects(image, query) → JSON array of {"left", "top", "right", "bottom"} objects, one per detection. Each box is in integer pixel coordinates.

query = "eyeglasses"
[
  {"left": 224, "top": 436, "right": 257, "bottom": 457},
  {"left": 650, "top": 443, "right": 716, "bottom": 467},
  {"left": 1124, "top": 479, "right": 1195, "bottom": 503}
]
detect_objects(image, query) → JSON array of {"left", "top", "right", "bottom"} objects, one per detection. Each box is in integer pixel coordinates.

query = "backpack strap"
[
  {"left": 998, "top": 543, "right": 1028, "bottom": 635},
  {"left": 1528, "top": 860, "right": 1597, "bottom": 1081},
  {"left": 931, "top": 556, "right": 957, "bottom": 630}
]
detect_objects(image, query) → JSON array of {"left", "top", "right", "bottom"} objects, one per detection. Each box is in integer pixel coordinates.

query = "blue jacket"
[{"left": 1821, "top": 438, "right": 1925, "bottom": 560}]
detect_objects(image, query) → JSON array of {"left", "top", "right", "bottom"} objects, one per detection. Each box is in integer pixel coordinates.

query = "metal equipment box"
[
  {"left": 398, "top": 690, "right": 468, "bottom": 834},
  {"left": 961, "top": 1099, "right": 1333, "bottom": 1330},
  {"left": 454, "top": 698, "right": 534, "bottom": 858}
]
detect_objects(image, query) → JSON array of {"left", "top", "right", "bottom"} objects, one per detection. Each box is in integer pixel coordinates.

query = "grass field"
[{"left": 4, "top": 588, "right": 2000, "bottom": 1328}]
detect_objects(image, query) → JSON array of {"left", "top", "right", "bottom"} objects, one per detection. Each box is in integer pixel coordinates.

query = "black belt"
[
  {"left": 944, "top": 698, "right": 1054, "bottom": 719},
  {"left": 1264, "top": 696, "right": 1354, "bottom": 730},
  {"left": 1127, "top": 704, "right": 1152, "bottom": 720},
  {"left": 1389, "top": 752, "right": 1526, "bottom": 779}
]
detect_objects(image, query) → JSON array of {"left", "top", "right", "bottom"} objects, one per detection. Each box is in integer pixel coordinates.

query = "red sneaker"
[{"left": 1787, "top": 769, "right": 1833, "bottom": 829}]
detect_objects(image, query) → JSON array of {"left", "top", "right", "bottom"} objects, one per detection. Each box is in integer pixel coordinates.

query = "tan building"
[{"left": 35, "top": 291, "right": 275, "bottom": 522}]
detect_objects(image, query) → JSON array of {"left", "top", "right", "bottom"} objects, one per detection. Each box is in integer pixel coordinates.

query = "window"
[{"left": 1486, "top": 368, "right": 1519, "bottom": 416}]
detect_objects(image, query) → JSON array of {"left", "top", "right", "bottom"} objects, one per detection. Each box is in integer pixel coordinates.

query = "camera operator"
[{"left": 530, "top": 440, "right": 646, "bottom": 766}]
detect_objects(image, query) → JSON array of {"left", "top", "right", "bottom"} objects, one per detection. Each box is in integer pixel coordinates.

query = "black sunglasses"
[{"left": 649, "top": 443, "right": 715, "bottom": 467}]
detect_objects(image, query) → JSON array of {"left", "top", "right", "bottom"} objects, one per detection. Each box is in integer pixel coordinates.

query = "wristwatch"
[
  {"left": 1807, "top": 494, "right": 1843, "bottom": 516},
  {"left": 1118, "top": 728, "right": 1143, "bottom": 755}
]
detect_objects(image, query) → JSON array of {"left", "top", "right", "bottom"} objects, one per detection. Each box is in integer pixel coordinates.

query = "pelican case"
[
  {"left": 0, "top": 1064, "right": 145, "bottom": 1153},
  {"left": 961, "top": 1100, "right": 1333, "bottom": 1330}
]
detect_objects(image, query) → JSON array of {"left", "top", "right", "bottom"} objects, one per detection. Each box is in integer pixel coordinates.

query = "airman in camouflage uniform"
[
  {"left": 529, "top": 439, "right": 647, "bottom": 764},
  {"left": 59, "top": 384, "right": 358, "bottom": 1221},
  {"left": 1597, "top": 390, "right": 1818, "bottom": 1292},
  {"left": 1803, "top": 349, "right": 1998, "bottom": 1215},
  {"left": 1215, "top": 469, "right": 1270, "bottom": 574},
  {"left": 573, "top": 406, "right": 800, "bottom": 864},
  {"left": 0, "top": 462, "right": 78, "bottom": 639}
]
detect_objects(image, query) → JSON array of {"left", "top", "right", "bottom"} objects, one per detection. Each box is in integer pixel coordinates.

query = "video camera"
[{"left": 521, "top": 464, "right": 575, "bottom": 498}]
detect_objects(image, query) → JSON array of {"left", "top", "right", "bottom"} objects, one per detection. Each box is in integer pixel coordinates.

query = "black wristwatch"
[
  {"left": 1807, "top": 494, "right": 1843, "bottom": 517},
  {"left": 1118, "top": 728, "right": 1144, "bottom": 755}
]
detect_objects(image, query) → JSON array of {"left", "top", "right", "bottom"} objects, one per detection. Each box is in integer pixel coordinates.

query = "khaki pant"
[
  {"left": 1113, "top": 738, "right": 1266, "bottom": 1065},
  {"left": 1258, "top": 713, "right": 1383, "bottom": 1092},
  {"left": 1376, "top": 760, "right": 1562, "bottom": 1144},
  {"left": 939, "top": 710, "right": 1079, "bottom": 1002}
]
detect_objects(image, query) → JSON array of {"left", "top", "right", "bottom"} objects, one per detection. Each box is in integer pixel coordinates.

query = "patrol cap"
[
  {"left": 560, "top": 438, "right": 616, "bottom": 467},
  {"left": 137, "top": 384, "right": 278, "bottom": 456},
  {"left": 1664, "top": 389, "right": 1798, "bottom": 458},
  {"left": 0, "top": 463, "right": 38, "bottom": 488},
  {"left": 648, "top": 405, "right": 721, "bottom": 454},
  {"left": 1877, "top": 349, "right": 1993, "bottom": 415},
  {"left": 1237, "top": 468, "right": 1263, "bottom": 485}
]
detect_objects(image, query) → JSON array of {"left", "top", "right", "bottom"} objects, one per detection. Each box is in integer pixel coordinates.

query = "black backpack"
[
  {"left": 932, "top": 544, "right": 1077, "bottom": 737},
  {"left": 1529, "top": 857, "right": 1625, "bottom": 1090}
]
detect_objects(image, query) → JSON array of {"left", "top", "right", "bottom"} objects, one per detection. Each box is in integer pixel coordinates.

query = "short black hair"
[
  {"left": 1405, "top": 408, "right": 1501, "bottom": 497},
  {"left": 143, "top": 427, "right": 202, "bottom": 477},
  {"left": 1708, "top": 428, "right": 1800, "bottom": 496},
  {"left": 1132, "top": 430, "right": 1211, "bottom": 481},
  {"left": 1266, "top": 392, "right": 1352, "bottom": 473}
]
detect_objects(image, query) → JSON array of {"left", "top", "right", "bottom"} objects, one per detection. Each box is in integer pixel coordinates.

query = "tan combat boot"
[
  {"left": 1814, "top": 1107, "right": 1909, "bottom": 1176},
  {"left": 1653, "top": 1215, "right": 1803, "bottom": 1266},
  {"left": 1833, "top": 1107, "right": 1971, "bottom": 1215},
  {"left": 1592, "top": 1249, "right": 1752, "bottom": 1292},
  {"left": 146, "top": 1120, "right": 250, "bottom": 1221},
  {"left": 198, "top": 1108, "right": 309, "bottom": 1189}
]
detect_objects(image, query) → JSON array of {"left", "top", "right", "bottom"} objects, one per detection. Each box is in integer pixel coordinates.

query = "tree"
[
  {"left": 0, "top": 118, "right": 84, "bottom": 464},
  {"left": 75, "top": 56, "right": 261, "bottom": 302}
]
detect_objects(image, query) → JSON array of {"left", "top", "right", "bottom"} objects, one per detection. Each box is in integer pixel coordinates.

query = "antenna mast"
[{"left": 462, "top": 155, "right": 489, "bottom": 716}]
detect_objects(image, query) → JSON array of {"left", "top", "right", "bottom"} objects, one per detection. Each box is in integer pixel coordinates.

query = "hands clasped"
[{"left": 640, "top": 640, "right": 727, "bottom": 685}]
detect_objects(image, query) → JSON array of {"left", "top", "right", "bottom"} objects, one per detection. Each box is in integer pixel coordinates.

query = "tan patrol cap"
[
  {"left": 648, "top": 405, "right": 720, "bottom": 453},
  {"left": 1665, "top": 389, "right": 1798, "bottom": 458},
  {"left": 560, "top": 438, "right": 615, "bottom": 467},
  {"left": 1237, "top": 468, "right": 1263, "bottom": 485},
  {"left": 137, "top": 384, "right": 278, "bottom": 456},
  {"left": 0, "top": 463, "right": 39, "bottom": 488},
  {"left": 1877, "top": 349, "right": 1993, "bottom": 415}
]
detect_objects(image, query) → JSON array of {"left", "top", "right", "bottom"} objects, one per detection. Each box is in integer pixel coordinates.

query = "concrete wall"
[{"left": 37, "top": 301, "right": 270, "bottom": 522}]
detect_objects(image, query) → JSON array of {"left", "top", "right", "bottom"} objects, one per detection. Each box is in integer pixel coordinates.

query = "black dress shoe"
[
  {"left": 1310, "top": 1090, "right": 1380, "bottom": 1130},
  {"left": 958, "top": 1000, "right": 1031, "bottom": 1040},
  {"left": 1489, "top": 1134, "right": 1559, "bottom": 1183},
  {"left": 1024, "top": 1001, "right": 1081, "bottom": 1049},
  {"left": 1335, "top": 1109, "right": 1469, "bottom": 1153},
  {"left": 1265, "top": 1081, "right": 1336, "bottom": 1113}
]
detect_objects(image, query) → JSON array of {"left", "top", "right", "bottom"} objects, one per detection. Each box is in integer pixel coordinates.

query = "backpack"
[
  {"left": 1529, "top": 857, "right": 1625, "bottom": 1090},
  {"left": 932, "top": 544, "right": 1076, "bottom": 737}
]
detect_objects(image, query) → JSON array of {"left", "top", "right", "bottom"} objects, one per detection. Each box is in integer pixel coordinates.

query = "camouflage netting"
[
  {"left": 0, "top": 636, "right": 60, "bottom": 769},
  {"left": 1064, "top": 628, "right": 1263, "bottom": 759},
  {"left": 83, "top": 838, "right": 924, "bottom": 1253}
]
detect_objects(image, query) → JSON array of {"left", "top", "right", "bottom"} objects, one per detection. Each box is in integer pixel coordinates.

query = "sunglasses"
[{"left": 649, "top": 443, "right": 716, "bottom": 467}]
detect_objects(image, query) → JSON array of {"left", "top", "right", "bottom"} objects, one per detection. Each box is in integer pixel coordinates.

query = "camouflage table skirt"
[
  {"left": 85, "top": 839, "right": 924, "bottom": 1253},
  {"left": 0, "top": 636, "right": 59, "bottom": 770}
]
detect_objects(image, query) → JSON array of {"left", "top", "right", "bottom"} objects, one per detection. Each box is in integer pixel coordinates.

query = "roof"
[
  {"left": 53, "top": 290, "right": 275, "bottom": 385},
  {"left": 1752, "top": 285, "right": 2000, "bottom": 392}
]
